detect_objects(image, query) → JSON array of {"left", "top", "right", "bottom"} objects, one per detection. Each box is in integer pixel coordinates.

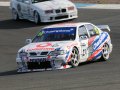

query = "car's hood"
[
  {"left": 19, "top": 41, "right": 78, "bottom": 52},
  {"left": 32, "top": 0, "right": 74, "bottom": 10}
]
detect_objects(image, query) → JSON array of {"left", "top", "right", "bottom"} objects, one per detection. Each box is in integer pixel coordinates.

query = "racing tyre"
[
  {"left": 12, "top": 9, "right": 19, "bottom": 20},
  {"left": 100, "top": 43, "right": 110, "bottom": 61},
  {"left": 70, "top": 47, "right": 80, "bottom": 67},
  {"left": 34, "top": 11, "right": 40, "bottom": 24}
]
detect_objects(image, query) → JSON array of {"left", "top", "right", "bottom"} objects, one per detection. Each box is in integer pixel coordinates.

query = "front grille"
[
  {"left": 56, "top": 9, "right": 61, "bottom": 13},
  {"left": 55, "top": 9, "right": 66, "bottom": 13},
  {"left": 55, "top": 15, "right": 68, "bottom": 20},
  {"left": 41, "top": 52, "right": 48, "bottom": 55},
  {"left": 61, "top": 9, "right": 66, "bottom": 12},
  {"left": 27, "top": 61, "right": 51, "bottom": 69},
  {"left": 29, "top": 52, "right": 37, "bottom": 56},
  {"left": 29, "top": 51, "right": 48, "bottom": 56}
]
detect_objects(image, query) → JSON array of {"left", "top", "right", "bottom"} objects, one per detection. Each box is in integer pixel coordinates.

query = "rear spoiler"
[{"left": 96, "top": 25, "right": 111, "bottom": 31}]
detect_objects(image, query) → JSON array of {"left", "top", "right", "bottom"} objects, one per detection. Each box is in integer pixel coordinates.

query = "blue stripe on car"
[{"left": 93, "top": 32, "right": 108, "bottom": 51}]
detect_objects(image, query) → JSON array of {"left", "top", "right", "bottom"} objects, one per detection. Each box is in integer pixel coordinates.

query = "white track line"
[
  {"left": 80, "top": 4, "right": 120, "bottom": 9},
  {"left": 0, "top": 2, "right": 10, "bottom": 6}
]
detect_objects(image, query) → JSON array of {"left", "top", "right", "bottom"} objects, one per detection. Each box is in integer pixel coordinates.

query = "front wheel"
[
  {"left": 69, "top": 47, "right": 80, "bottom": 67},
  {"left": 34, "top": 12, "right": 40, "bottom": 24},
  {"left": 100, "top": 43, "right": 110, "bottom": 61},
  {"left": 12, "top": 9, "right": 19, "bottom": 20}
]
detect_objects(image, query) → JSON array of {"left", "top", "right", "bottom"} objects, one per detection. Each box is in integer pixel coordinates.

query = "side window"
[
  {"left": 85, "top": 24, "right": 99, "bottom": 37},
  {"left": 78, "top": 25, "right": 88, "bottom": 37},
  {"left": 22, "top": 0, "right": 30, "bottom": 4},
  {"left": 31, "top": 0, "right": 38, "bottom": 3},
  {"left": 17, "top": 0, "right": 22, "bottom": 2}
]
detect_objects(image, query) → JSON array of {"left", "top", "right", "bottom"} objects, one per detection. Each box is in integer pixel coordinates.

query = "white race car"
[
  {"left": 16, "top": 22, "right": 112, "bottom": 72},
  {"left": 10, "top": 0, "right": 78, "bottom": 23}
]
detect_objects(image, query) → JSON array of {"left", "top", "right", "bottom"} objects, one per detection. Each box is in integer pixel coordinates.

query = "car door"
[
  {"left": 85, "top": 24, "right": 100, "bottom": 60},
  {"left": 20, "top": 0, "right": 31, "bottom": 19},
  {"left": 78, "top": 25, "right": 89, "bottom": 62}
]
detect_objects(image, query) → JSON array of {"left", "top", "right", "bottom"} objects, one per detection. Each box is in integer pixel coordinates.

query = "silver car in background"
[{"left": 10, "top": 0, "right": 78, "bottom": 23}]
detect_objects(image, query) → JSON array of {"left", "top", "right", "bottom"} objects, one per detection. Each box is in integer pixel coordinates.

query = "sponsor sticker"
[
  {"left": 43, "top": 27, "right": 76, "bottom": 34},
  {"left": 28, "top": 48, "right": 54, "bottom": 51},
  {"left": 93, "top": 33, "right": 107, "bottom": 50},
  {"left": 36, "top": 43, "right": 52, "bottom": 47}
]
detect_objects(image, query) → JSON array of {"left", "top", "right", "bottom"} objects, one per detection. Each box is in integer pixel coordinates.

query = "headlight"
[
  {"left": 45, "top": 10, "right": 53, "bottom": 14},
  {"left": 17, "top": 50, "right": 28, "bottom": 60},
  {"left": 68, "top": 6, "right": 75, "bottom": 11},
  {"left": 19, "top": 52, "right": 27, "bottom": 57},
  {"left": 49, "top": 50, "right": 66, "bottom": 56}
]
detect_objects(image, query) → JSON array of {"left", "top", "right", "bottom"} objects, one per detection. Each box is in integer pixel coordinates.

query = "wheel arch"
[
  {"left": 100, "top": 42, "right": 110, "bottom": 61},
  {"left": 73, "top": 46, "right": 79, "bottom": 53},
  {"left": 33, "top": 10, "right": 41, "bottom": 22},
  {"left": 33, "top": 10, "right": 37, "bottom": 16},
  {"left": 33, "top": 10, "right": 41, "bottom": 17}
]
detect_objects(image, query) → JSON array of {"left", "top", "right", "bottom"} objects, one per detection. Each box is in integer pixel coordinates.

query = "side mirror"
[
  {"left": 79, "top": 35, "right": 88, "bottom": 40},
  {"left": 25, "top": 39, "right": 32, "bottom": 44}
]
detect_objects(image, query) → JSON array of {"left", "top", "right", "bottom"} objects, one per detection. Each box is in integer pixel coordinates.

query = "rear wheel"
[
  {"left": 34, "top": 11, "right": 40, "bottom": 24},
  {"left": 12, "top": 9, "right": 19, "bottom": 20},
  {"left": 70, "top": 47, "right": 80, "bottom": 67},
  {"left": 100, "top": 43, "right": 110, "bottom": 61}
]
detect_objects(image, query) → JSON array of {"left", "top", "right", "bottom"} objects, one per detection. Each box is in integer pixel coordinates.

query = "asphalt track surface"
[{"left": 0, "top": 6, "right": 120, "bottom": 90}]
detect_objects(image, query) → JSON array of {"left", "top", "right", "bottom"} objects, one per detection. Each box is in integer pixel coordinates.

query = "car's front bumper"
[
  {"left": 16, "top": 55, "right": 71, "bottom": 72},
  {"left": 40, "top": 11, "right": 78, "bottom": 22}
]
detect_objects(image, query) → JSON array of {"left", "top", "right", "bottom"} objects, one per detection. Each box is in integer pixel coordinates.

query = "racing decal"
[
  {"left": 93, "top": 32, "right": 108, "bottom": 50},
  {"left": 97, "top": 35, "right": 110, "bottom": 51},
  {"left": 65, "top": 48, "right": 73, "bottom": 62},
  {"left": 66, "top": 53, "right": 72, "bottom": 62},
  {"left": 88, "top": 36, "right": 96, "bottom": 46},
  {"left": 28, "top": 48, "right": 54, "bottom": 51},
  {"left": 87, "top": 48, "right": 102, "bottom": 61},
  {"left": 94, "top": 51, "right": 102, "bottom": 60},
  {"left": 43, "top": 27, "right": 76, "bottom": 34},
  {"left": 27, "top": 43, "right": 54, "bottom": 51},
  {"left": 87, "top": 33, "right": 109, "bottom": 61},
  {"left": 88, "top": 35, "right": 110, "bottom": 61},
  {"left": 36, "top": 43, "right": 52, "bottom": 47}
]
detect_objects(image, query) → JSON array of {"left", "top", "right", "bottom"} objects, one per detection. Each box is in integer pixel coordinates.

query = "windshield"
[
  {"left": 32, "top": 27, "right": 76, "bottom": 42},
  {"left": 32, "top": 0, "right": 51, "bottom": 3}
]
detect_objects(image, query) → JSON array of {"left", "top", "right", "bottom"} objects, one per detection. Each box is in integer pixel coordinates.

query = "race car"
[
  {"left": 10, "top": 0, "right": 78, "bottom": 23},
  {"left": 16, "top": 22, "right": 113, "bottom": 72}
]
